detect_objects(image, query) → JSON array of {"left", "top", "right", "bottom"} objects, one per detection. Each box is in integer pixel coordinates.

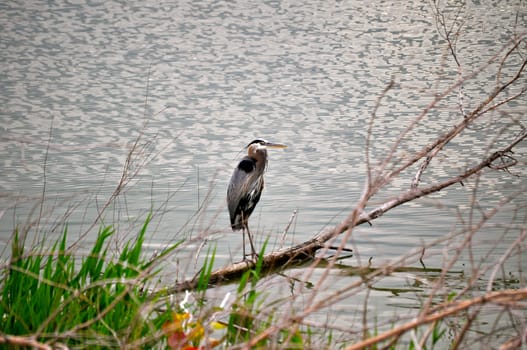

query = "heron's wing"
[{"left": 227, "top": 158, "right": 264, "bottom": 230}]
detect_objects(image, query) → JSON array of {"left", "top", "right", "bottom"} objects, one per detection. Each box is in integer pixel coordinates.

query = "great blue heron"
[{"left": 227, "top": 139, "right": 287, "bottom": 260}]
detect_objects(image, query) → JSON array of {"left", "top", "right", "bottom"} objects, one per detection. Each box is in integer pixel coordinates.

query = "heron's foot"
[{"left": 243, "top": 253, "right": 259, "bottom": 262}]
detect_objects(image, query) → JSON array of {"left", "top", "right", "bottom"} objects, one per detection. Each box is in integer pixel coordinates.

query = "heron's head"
[{"left": 246, "top": 139, "right": 287, "bottom": 162}]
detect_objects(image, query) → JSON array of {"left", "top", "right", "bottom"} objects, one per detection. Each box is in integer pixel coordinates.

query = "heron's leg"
[
  {"left": 242, "top": 226, "right": 247, "bottom": 260},
  {"left": 245, "top": 224, "right": 258, "bottom": 260}
]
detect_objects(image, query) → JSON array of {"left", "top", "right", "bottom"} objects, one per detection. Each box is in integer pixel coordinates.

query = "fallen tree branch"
[
  {"left": 157, "top": 129, "right": 526, "bottom": 297},
  {"left": 344, "top": 288, "right": 527, "bottom": 350}
]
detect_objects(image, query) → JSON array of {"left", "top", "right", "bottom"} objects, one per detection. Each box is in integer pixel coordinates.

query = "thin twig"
[
  {"left": 36, "top": 117, "right": 54, "bottom": 239},
  {"left": 279, "top": 209, "right": 297, "bottom": 249}
]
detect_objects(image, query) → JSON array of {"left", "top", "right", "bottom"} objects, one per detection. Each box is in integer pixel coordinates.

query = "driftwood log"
[{"left": 158, "top": 129, "right": 526, "bottom": 297}]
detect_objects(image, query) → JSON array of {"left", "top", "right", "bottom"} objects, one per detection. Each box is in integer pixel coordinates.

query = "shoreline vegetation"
[{"left": 1, "top": 4, "right": 526, "bottom": 349}]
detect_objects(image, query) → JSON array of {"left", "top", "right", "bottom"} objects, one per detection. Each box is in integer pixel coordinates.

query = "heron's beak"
[{"left": 264, "top": 142, "right": 287, "bottom": 149}]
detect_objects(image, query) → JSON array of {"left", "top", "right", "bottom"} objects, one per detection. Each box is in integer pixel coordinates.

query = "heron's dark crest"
[{"left": 227, "top": 139, "right": 286, "bottom": 260}]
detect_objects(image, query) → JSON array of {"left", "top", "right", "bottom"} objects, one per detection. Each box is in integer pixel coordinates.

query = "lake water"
[{"left": 1, "top": 0, "right": 526, "bottom": 346}]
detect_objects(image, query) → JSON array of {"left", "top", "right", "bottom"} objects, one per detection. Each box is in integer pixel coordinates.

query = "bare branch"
[
  {"left": 345, "top": 288, "right": 527, "bottom": 350},
  {"left": 390, "top": 34, "right": 526, "bottom": 191},
  {"left": 0, "top": 335, "right": 54, "bottom": 350},
  {"left": 366, "top": 79, "right": 395, "bottom": 190}
]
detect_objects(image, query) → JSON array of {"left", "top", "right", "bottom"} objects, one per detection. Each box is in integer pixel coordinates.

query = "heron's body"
[
  {"left": 227, "top": 139, "right": 286, "bottom": 260},
  {"left": 227, "top": 155, "right": 265, "bottom": 230}
]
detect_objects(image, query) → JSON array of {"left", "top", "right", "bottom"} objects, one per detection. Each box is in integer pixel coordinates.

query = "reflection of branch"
[{"left": 345, "top": 288, "right": 527, "bottom": 350}]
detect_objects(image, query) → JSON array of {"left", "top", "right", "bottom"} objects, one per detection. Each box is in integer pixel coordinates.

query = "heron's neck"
[{"left": 247, "top": 146, "right": 267, "bottom": 171}]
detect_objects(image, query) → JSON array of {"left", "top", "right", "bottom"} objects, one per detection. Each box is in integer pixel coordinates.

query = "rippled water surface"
[{"left": 1, "top": 0, "right": 526, "bottom": 341}]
